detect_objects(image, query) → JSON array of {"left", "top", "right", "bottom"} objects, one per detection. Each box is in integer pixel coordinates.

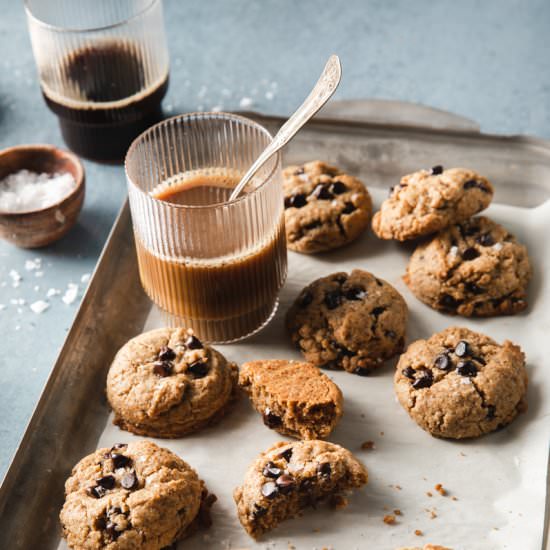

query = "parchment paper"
[{"left": 60, "top": 190, "right": 550, "bottom": 550}]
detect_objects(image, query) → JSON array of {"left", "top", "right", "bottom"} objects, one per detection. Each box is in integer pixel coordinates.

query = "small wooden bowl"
[{"left": 0, "top": 144, "right": 85, "bottom": 248}]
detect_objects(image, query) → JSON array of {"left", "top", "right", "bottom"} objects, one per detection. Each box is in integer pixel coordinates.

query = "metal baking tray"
[{"left": 1, "top": 100, "right": 549, "bottom": 549}]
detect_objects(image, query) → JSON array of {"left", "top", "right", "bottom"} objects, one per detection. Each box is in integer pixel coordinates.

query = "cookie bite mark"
[
  {"left": 233, "top": 440, "right": 367, "bottom": 538},
  {"left": 283, "top": 161, "right": 372, "bottom": 253},
  {"left": 106, "top": 327, "right": 239, "bottom": 438},
  {"left": 239, "top": 359, "right": 343, "bottom": 439},
  {"left": 60, "top": 441, "right": 210, "bottom": 550},
  {"left": 394, "top": 327, "right": 528, "bottom": 439},
  {"left": 372, "top": 167, "right": 494, "bottom": 241},
  {"left": 286, "top": 270, "right": 407, "bottom": 374},
  {"left": 404, "top": 216, "right": 531, "bottom": 317}
]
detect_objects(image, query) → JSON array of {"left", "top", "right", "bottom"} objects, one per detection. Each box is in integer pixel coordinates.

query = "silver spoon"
[{"left": 229, "top": 54, "right": 342, "bottom": 201}]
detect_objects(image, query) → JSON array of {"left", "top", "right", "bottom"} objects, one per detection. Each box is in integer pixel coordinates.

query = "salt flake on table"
[
  {"left": 34, "top": 271, "right": 44, "bottom": 278},
  {"left": 80, "top": 273, "right": 91, "bottom": 284},
  {"left": 25, "top": 258, "right": 41, "bottom": 271},
  {"left": 265, "top": 90, "right": 275, "bottom": 100},
  {"left": 239, "top": 97, "right": 253, "bottom": 109},
  {"left": 47, "top": 288, "right": 61, "bottom": 297},
  {"left": 0, "top": 304, "right": 5, "bottom": 311},
  {"left": 62, "top": 283, "right": 79, "bottom": 305},
  {"left": 9, "top": 269, "right": 21, "bottom": 282},
  {"left": 211, "top": 105, "right": 223, "bottom": 112},
  {"left": 30, "top": 300, "right": 49, "bottom": 314}
]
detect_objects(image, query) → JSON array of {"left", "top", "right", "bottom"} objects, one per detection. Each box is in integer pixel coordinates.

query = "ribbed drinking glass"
[
  {"left": 125, "top": 112, "right": 287, "bottom": 343},
  {"left": 25, "top": 0, "right": 169, "bottom": 161}
]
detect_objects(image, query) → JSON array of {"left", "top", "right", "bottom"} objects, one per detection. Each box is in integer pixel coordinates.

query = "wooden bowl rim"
[{"left": 0, "top": 144, "right": 85, "bottom": 217}]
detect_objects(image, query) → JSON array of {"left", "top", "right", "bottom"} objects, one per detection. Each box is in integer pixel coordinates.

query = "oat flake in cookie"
[
  {"left": 239, "top": 359, "right": 343, "bottom": 439},
  {"left": 404, "top": 216, "right": 531, "bottom": 316},
  {"left": 394, "top": 327, "right": 528, "bottom": 439},
  {"left": 60, "top": 441, "right": 215, "bottom": 549},
  {"left": 372, "top": 166, "right": 494, "bottom": 241},
  {"left": 286, "top": 269, "right": 408, "bottom": 375},
  {"left": 233, "top": 439, "right": 367, "bottom": 538},
  {"left": 106, "top": 327, "right": 238, "bottom": 438},
  {"left": 283, "top": 160, "right": 372, "bottom": 253}
]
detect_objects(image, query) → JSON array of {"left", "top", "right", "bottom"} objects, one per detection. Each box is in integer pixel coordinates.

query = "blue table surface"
[{"left": 0, "top": 0, "right": 549, "bottom": 479}]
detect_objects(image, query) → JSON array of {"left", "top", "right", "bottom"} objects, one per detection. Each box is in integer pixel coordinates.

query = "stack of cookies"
[{"left": 59, "top": 160, "right": 531, "bottom": 550}]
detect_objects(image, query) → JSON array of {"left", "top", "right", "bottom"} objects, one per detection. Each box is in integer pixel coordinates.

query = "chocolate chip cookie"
[
  {"left": 283, "top": 161, "right": 372, "bottom": 253},
  {"left": 60, "top": 441, "right": 215, "bottom": 549},
  {"left": 233, "top": 439, "right": 368, "bottom": 538},
  {"left": 106, "top": 327, "right": 238, "bottom": 438},
  {"left": 372, "top": 166, "right": 494, "bottom": 241},
  {"left": 239, "top": 359, "right": 343, "bottom": 439},
  {"left": 404, "top": 216, "right": 531, "bottom": 316},
  {"left": 286, "top": 269, "right": 408, "bottom": 375},
  {"left": 394, "top": 327, "right": 528, "bottom": 439}
]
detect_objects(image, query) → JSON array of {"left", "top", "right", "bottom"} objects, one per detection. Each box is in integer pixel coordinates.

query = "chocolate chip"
[
  {"left": 153, "top": 361, "right": 172, "bottom": 377},
  {"left": 311, "top": 183, "right": 334, "bottom": 200},
  {"left": 284, "top": 193, "right": 307, "bottom": 209},
  {"left": 403, "top": 366, "right": 416, "bottom": 379},
  {"left": 388, "top": 186, "right": 395, "bottom": 196},
  {"left": 385, "top": 330, "right": 397, "bottom": 339},
  {"left": 87, "top": 485, "right": 106, "bottom": 499},
  {"left": 439, "top": 294, "right": 459, "bottom": 310},
  {"left": 458, "top": 222, "right": 479, "bottom": 238},
  {"left": 299, "top": 478, "right": 314, "bottom": 491},
  {"left": 262, "top": 462, "right": 283, "bottom": 479},
  {"left": 96, "top": 475, "right": 115, "bottom": 490},
  {"left": 465, "top": 282, "right": 484, "bottom": 295},
  {"left": 329, "top": 180, "right": 348, "bottom": 195},
  {"left": 345, "top": 286, "right": 366, "bottom": 300},
  {"left": 111, "top": 453, "right": 132, "bottom": 469},
  {"left": 304, "top": 220, "right": 322, "bottom": 231},
  {"left": 486, "top": 405, "right": 496, "bottom": 419},
  {"left": 354, "top": 366, "right": 372, "bottom": 376},
  {"left": 298, "top": 291, "right": 313, "bottom": 308},
  {"left": 342, "top": 202, "right": 356, "bottom": 214},
  {"left": 278, "top": 448, "right": 293, "bottom": 462},
  {"left": 462, "top": 247, "right": 480, "bottom": 261},
  {"left": 185, "top": 334, "right": 203, "bottom": 349},
  {"left": 454, "top": 340, "right": 471, "bottom": 357},
  {"left": 375, "top": 278, "right": 384, "bottom": 287},
  {"left": 371, "top": 306, "right": 386, "bottom": 317},
  {"left": 473, "top": 355, "right": 487, "bottom": 366},
  {"left": 158, "top": 345, "right": 176, "bottom": 361},
  {"left": 464, "top": 179, "right": 490, "bottom": 193},
  {"left": 120, "top": 470, "right": 138, "bottom": 490},
  {"left": 456, "top": 360, "right": 478, "bottom": 377},
  {"left": 430, "top": 165, "right": 444, "bottom": 175},
  {"left": 324, "top": 290, "right": 342, "bottom": 310},
  {"left": 188, "top": 360, "right": 209, "bottom": 378},
  {"left": 332, "top": 341, "right": 355, "bottom": 357},
  {"left": 477, "top": 233, "right": 494, "bottom": 246},
  {"left": 412, "top": 370, "right": 434, "bottom": 389},
  {"left": 263, "top": 408, "right": 282, "bottom": 429},
  {"left": 105, "top": 521, "right": 121, "bottom": 540},
  {"left": 261, "top": 481, "right": 278, "bottom": 499},
  {"left": 317, "top": 462, "right": 331, "bottom": 478},
  {"left": 276, "top": 474, "right": 295, "bottom": 494},
  {"left": 434, "top": 354, "right": 452, "bottom": 371},
  {"left": 252, "top": 505, "right": 267, "bottom": 518}
]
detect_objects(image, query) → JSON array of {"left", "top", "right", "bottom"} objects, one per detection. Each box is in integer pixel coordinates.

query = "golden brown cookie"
[
  {"left": 106, "top": 327, "right": 238, "bottom": 438},
  {"left": 283, "top": 161, "right": 372, "bottom": 253},
  {"left": 239, "top": 359, "right": 343, "bottom": 439},
  {"left": 394, "top": 327, "right": 528, "bottom": 439},
  {"left": 234, "top": 440, "right": 367, "bottom": 538},
  {"left": 60, "top": 441, "right": 215, "bottom": 549},
  {"left": 286, "top": 269, "right": 408, "bottom": 375},
  {"left": 404, "top": 216, "right": 531, "bottom": 316},
  {"left": 372, "top": 166, "right": 493, "bottom": 241}
]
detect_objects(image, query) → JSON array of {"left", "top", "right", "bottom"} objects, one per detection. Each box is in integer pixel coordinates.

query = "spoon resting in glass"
[{"left": 229, "top": 54, "right": 342, "bottom": 201}]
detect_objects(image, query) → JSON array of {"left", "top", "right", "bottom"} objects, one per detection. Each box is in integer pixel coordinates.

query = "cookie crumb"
[
  {"left": 434, "top": 483, "right": 447, "bottom": 496},
  {"left": 414, "top": 529, "right": 423, "bottom": 536},
  {"left": 329, "top": 494, "right": 348, "bottom": 509},
  {"left": 451, "top": 496, "right": 458, "bottom": 501},
  {"left": 380, "top": 431, "right": 385, "bottom": 436},
  {"left": 426, "top": 491, "right": 433, "bottom": 497},
  {"left": 361, "top": 440, "right": 375, "bottom": 450},
  {"left": 393, "top": 509, "right": 402, "bottom": 516},
  {"left": 395, "top": 484, "right": 402, "bottom": 490},
  {"left": 383, "top": 514, "right": 396, "bottom": 525}
]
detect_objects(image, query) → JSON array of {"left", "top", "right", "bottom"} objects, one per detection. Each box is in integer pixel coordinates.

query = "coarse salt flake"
[
  {"left": 9, "top": 269, "right": 21, "bottom": 282},
  {"left": 80, "top": 273, "right": 91, "bottom": 284},
  {"left": 47, "top": 288, "right": 61, "bottom": 297},
  {"left": 0, "top": 304, "right": 5, "bottom": 311},
  {"left": 30, "top": 300, "right": 49, "bottom": 314},
  {"left": 265, "top": 90, "right": 275, "bottom": 100},
  {"left": 0, "top": 170, "right": 76, "bottom": 212},
  {"left": 34, "top": 271, "right": 44, "bottom": 278},
  {"left": 25, "top": 258, "right": 41, "bottom": 271},
  {"left": 493, "top": 242, "right": 503, "bottom": 251},
  {"left": 239, "top": 96, "right": 253, "bottom": 109},
  {"left": 62, "top": 283, "right": 79, "bottom": 305},
  {"left": 450, "top": 246, "right": 459, "bottom": 256}
]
